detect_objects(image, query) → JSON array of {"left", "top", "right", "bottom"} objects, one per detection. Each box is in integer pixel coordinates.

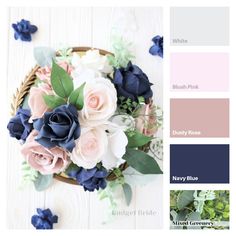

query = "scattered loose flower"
[
  {"left": 12, "top": 19, "right": 38, "bottom": 42},
  {"left": 149, "top": 35, "right": 163, "bottom": 58},
  {"left": 31, "top": 208, "right": 58, "bottom": 229}
]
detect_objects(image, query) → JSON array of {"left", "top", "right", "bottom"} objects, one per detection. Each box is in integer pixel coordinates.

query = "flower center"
[
  {"left": 88, "top": 96, "right": 99, "bottom": 109},
  {"left": 35, "top": 154, "right": 52, "bottom": 165}
]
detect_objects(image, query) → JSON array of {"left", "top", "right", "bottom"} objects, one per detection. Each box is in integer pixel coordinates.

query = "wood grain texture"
[{"left": 7, "top": 7, "right": 163, "bottom": 229}]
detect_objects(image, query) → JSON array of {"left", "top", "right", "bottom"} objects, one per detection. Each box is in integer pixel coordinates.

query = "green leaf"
[
  {"left": 51, "top": 60, "right": 74, "bottom": 98},
  {"left": 126, "top": 130, "right": 152, "bottom": 148},
  {"left": 122, "top": 148, "right": 163, "bottom": 174},
  {"left": 34, "top": 173, "right": 53, "bottom": 191},
  {"left": 177, "top": 190, "right": 195, "bottom": 210},
  {"left": 68, "top": 82, "right": 85, "bottom": 110},
  {"left": 18, "top": 161, "right": 39, "bottom": 189},
  {"left": 34, "top": 47, "right": 56, "bottom": 67},
  {"left": 43, "top": 95, "right": 66, "bottom": 109},
  {"left": 186, "top": 212, "right": 201, "bottom": 229},
  {"left": 21, "top": 161, "right": 38, "bottom": 182},
  {"left": 122, "top": 183, "right": 132, "bottom": 206},
  {"left": 170, "top": 210, "right": 187, "bottom": 229}
]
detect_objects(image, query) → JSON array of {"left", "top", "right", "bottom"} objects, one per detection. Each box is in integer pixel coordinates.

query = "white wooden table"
[{"left": 7, "top": 7, "right": 163, "bottom": 229}]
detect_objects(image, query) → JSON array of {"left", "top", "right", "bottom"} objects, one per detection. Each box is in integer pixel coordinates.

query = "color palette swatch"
[
  {"left": 170, "top": 7, "right": 229, "bottom": 46},
  {"left": 170, "top": 53, "right": 229, "bottom": 92},
  {"left": 170, "top": 99, "right": 229, "bottom": 138},
  {"left": 170, "top": 144, "right": 229, "bottom": 184},
  {"left": 169, "top": 6, "right": 230, "bottom": 230}
]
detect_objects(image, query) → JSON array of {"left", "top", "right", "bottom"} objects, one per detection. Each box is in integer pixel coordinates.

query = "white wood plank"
[
  {"left": 7, "top": 7, "right": 51, "bottom": 229},
  {"left": 89, "top": 185, "right": 137, "bottom": 229},
  {"left": 44, "top": 181, "right": 90, "bottom": 229},
  {"left": 43, "top": 7, "right": 93, "bottom": 229},
  {"left": 89, "top": 7, "right": 137, "bottom": 229},
  {"left": 50, "top": 7, "right": 93, "bottom": 48},
  {"left": 132, "top": 7, "right": 163, "bottom": 229},
  {"left": 91, "top": 7, "right": 113, "bottom": 50}
]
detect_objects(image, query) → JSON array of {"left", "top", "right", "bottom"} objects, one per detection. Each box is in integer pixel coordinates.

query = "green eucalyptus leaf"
[
  {"left": 43, "top": 95, "right": 66, "bottom": 109},
  {"left": 122, "top": 183, "right": 132, "bottom": 206},
  {"left": 122, "top": 148, "right": 163, "bottom": 174},
  {"left": 170, "top": 210, "right": 187, "bottom": 229},
  {"left": 177, "top": 190, "right": 195, "bottom": 210},
  {"left": 34, "top": 47, "right": 56, "bottom": 67},
  {"left": 34, "top": 173, "right": 53, "bottom": 191},
  {"left": 68, "top": 82, "right": 85, "bottom": 110},
  {"left": 126, "top": 130, "right": 152, "bottom": 148},
  {"left": 51, "top": 60, "right": 74, "bottom": 98},
  {"left": 186, "top": 212, "right": 201, "bottom": 229}
]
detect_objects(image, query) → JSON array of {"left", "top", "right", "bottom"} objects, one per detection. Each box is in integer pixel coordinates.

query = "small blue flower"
[
  {"left": 31, "top": 208, "right": 58, "bottom": 230},
  {"left": 68, "top": 166, "right": 108, "bottom": 192},
  {"left": 149, "top": 35, "right": 163, "bottom": 58},
  {"left": 7, "top": 108, "right": 33, "bottom": 141},
  {"left": 12, "top": 19, "right": 38, "bottom": 42}
]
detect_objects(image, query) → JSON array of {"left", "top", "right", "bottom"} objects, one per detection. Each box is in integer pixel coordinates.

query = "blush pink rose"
[
  {"left": 21, "top": 130, "right": 70, "bottom": 175},
  {"left": 36, "top": 61, "right": 73, "bottom": 85},
  {"left": 35, "top": 66, "right": 51, "bottom": 84},
  {"left": 58, "top": 61, "right": 73, "bottom": 74},
  {"left": 135, "top": 102, "right": 158, "bottom": 137},
  {"left": 28, "top": 83, "right": 53, "bottom": 122},
  {"left": 79, "top": 77, "right": 117, "bottom": 126},
  {"left": 70, "top": 126, "right": 108, "bottom": 169}
]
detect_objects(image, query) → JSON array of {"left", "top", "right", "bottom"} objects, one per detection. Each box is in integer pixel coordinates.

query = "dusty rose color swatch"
[
  {"left": 170, "top": 53, "right": 229, "bottom": 92},
  {"left": 170, "top": 99, "right": 229, "bottom": 137}
]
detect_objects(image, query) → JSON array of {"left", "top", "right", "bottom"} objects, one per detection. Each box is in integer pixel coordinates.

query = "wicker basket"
[{"left": 11, "top": 46, "right": 129, "bottom": 185}]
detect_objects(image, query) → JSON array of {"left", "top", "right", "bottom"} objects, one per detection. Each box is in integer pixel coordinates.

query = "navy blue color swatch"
[{"left": 170, "top": 144, "right": 229, "bottom": 184}]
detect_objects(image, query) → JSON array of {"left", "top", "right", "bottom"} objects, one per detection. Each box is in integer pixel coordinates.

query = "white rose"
[
  {"left": 79, "top": 77, "right": 117, "bottom": 126},
  {"left": 71, "top": 50, "right": 113, "bottom": 88},
  {"left": 101, "top": 123, "right": 128, "bottom": 170},
  {"left": 80, "top": 49, "right": 113, "bottom": 74},
  {"left": 70, "top": 126, "right": 108, "bottom": 169}
]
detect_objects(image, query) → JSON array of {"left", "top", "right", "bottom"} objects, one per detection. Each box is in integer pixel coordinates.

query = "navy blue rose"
[
  {"left": 12, "top": 19, "right": 38, "bottom": 42},
  {"left": 33, "top": 104, "right": 80, "bottom": 152},
  {"left": 113, "top": 62, "right": 153, "bottom": 102},
  {"left": 31, "top": 208, "right": 58, "bottom": 230},
  {"left": 7, "top": 108, "right": 33, "bottom": 141},
  {"left": 68, "top": 167, "right": 108, "bottom": 192},
  {"left": 149, "top": 35, "right": 163, "bottom": 58}
]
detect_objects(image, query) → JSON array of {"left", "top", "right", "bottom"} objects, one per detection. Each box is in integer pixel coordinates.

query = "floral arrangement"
[
  {"left": 7, "top": 38, "right": 163, "bottom": 203},
  {"left": 170, "top": 190, "right": 230, "bottom": 230}
]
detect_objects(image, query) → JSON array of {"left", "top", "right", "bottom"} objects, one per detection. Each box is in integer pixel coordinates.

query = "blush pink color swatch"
[
  {"left": 170, "top": 99, "right": 229, "bottom": 138},
  {"left": 170, "top": 53, "right": 229, "bottom": 91}
]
